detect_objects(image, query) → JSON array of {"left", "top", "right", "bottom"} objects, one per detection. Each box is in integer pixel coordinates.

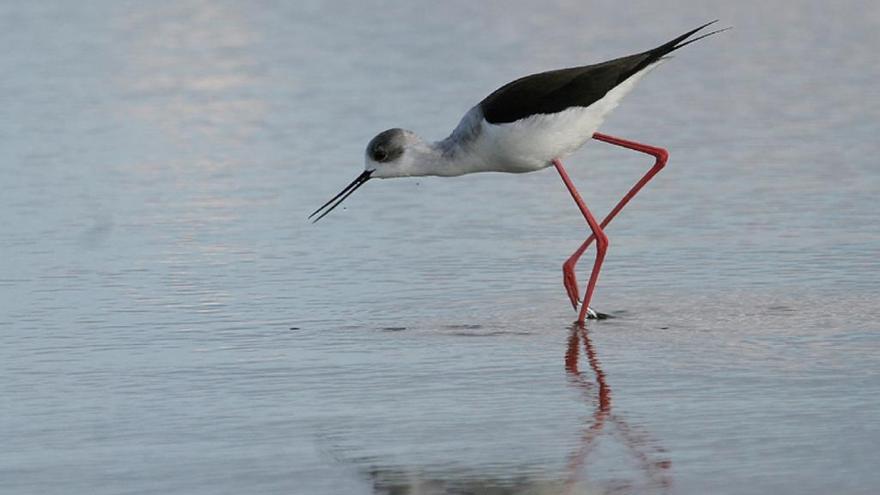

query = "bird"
[{"left": 310, "top": 21, "right": 727, "bottom": 324}]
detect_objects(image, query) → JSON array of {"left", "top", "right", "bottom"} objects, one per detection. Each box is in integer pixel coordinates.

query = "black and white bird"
[{"left": 310, "top": 21, "right": 727, "bottom": 324}]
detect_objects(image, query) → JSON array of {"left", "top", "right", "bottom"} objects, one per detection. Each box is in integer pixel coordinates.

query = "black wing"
[{"left": 479, "top": 21, "right": 724, "bottom": 124}]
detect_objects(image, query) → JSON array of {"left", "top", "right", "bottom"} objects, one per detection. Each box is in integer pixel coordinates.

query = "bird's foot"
[
  {"left": 563, "top": 263, "right": 609, "bottom": 320},
  {"left": 584, "top": 307, "right": 610, "bottom": 320}
]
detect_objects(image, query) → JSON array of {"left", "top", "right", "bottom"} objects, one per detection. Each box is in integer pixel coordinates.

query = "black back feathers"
[{"left": 479, "top": 21, "right": 726, "bottom": 125}]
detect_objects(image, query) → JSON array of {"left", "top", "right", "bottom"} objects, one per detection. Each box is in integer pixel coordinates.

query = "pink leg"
[
  {"left": 561, "top": 132, "right": 669, "bottom": 317},
  {"left": 554, "top": 159, "right": 609, "bottom": 324}
]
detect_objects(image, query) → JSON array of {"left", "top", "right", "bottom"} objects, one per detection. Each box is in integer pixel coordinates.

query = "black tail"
[
  {"left": 610, "top": 20, "right": 729, "bottom": 88},
  {"left": 646, "top": 20, "right": 729, "bottom": 64}
]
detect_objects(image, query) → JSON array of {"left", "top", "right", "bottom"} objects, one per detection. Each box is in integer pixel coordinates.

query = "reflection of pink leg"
[
  {"left": 565, "top": 325, "right": 672, "bottom": 492},
  {"left": 561, "top": 133, "right": 669, "bottom": 319},
  {"left": 580, "top": 325, "right": 610, "bottom": 412},
  {"left": 563, "top": 327, "right": 608, "bottom": 494},
  {"left": 610, "top": 418, "right": 673, "bottom": 490}
]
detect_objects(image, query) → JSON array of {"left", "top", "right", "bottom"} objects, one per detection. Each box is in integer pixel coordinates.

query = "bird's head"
[
  {"left": 308, "top": 128, "right": 423, "bottom": 222},
  {"left": 364, "top": 128, "right": 424, "bottom": 179}
]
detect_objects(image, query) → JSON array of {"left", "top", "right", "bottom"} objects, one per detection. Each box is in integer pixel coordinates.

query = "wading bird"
[{"left": 311, "top": 21, "right": 726, "bottom": 324}]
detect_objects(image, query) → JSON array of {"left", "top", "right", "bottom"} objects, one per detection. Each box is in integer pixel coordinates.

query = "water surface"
[{"left": 2, "top": 1, "right": 878, "bottom": 494}]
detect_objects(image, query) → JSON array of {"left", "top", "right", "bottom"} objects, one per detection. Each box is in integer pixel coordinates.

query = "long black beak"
[{"left": 308, "top": 170, "right": 373, "bottom": 223}]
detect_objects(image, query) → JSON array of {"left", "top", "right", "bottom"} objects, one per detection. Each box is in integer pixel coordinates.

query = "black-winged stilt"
[{"left": 310, "top": 21, "right": 727, "bottom": 324}]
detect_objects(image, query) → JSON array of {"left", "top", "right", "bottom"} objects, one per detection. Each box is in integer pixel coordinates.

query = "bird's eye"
[{"left": 373, "top": 148, "right": 388, "bottom": 162}]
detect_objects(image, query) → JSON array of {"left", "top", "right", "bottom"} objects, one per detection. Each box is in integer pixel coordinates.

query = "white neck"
[
  {"left": 393, "top": 107, "right": 488, "bottom": 177},
  {"left": 398, "top": 140, "right": 470, "bottom": 177}
]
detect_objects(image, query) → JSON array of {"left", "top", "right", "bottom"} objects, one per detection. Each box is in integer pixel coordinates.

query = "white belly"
[{"left": 473, "top": 62, "right": 658, "bottom": 173}]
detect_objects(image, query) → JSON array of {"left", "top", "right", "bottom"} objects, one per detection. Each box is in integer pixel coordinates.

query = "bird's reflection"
[
  {"left": 564, "top": 324, "right": 671, "bottom": 494},
  {"left": 361, "top": 325, "right": 671, "bottom": 494}
]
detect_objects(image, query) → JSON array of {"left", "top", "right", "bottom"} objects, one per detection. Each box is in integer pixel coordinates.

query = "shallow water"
[{"left": 2, "top": 1, "right": 879, "bottom": 494}]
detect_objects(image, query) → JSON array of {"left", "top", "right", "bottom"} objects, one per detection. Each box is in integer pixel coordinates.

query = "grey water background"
[{"left": 2, "top": 1, "right": 878, "bottom": 494}]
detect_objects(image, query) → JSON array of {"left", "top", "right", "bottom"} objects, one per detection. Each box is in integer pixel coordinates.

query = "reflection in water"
[
  {"left": 366, "top": 469, "right": 573, "bottom": 494},
  {"left": 564, "top": 325, "right": 671, "bottom": 494},
  {"left": 360, "top": 326, "right": 671, "bottom": 495}
]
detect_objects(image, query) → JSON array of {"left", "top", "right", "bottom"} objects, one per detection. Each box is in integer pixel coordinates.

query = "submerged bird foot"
[{"left": 583, "top": 307, "right": 609, "bottom": 320}]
